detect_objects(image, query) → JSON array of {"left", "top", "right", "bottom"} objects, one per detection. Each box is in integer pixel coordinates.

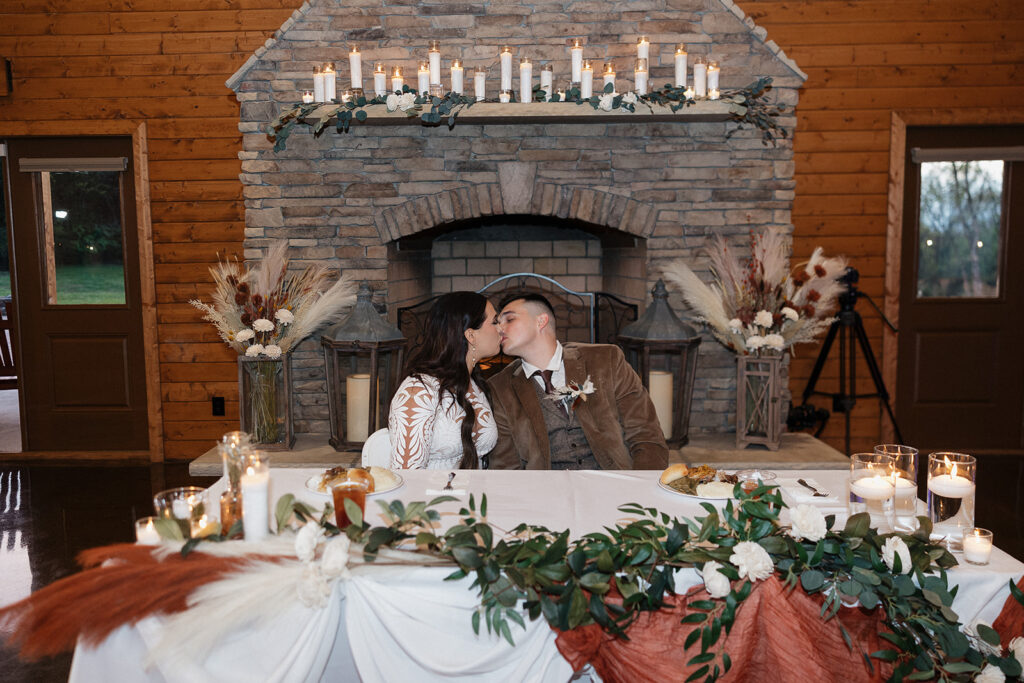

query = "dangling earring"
[{"left": 470, "top": 344, "right": 477, "bottom": 366}]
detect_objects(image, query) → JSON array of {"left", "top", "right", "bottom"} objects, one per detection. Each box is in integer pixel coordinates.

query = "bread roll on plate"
[{"left": 659, "top": 463, "right": 689, "bottom": 485}]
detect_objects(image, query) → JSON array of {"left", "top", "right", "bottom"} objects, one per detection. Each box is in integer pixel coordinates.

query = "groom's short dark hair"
[{"left": 499, "top": 291, "right": 554, "bottom": 318}]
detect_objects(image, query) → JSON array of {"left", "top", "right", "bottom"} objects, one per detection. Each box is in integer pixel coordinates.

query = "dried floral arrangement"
[
  {"left": 189, "top": 240, "right": 357, "bottom": 358},
  {"left": 661, "top": 228, "right": 848, "bottom": 355}
]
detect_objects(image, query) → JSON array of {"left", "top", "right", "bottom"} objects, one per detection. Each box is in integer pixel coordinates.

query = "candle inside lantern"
[
  {"left": 374, "top": 62, "right": 387, "bottom": 97},
  {"left": 451, "top": 59, "right": 464, "bottom": 94},
  {"left": 349, "top": 46, "right": 362, "bottom": 90},
  {"left": 693, "top": 57, "right": 707, "bottom": 97},
  {"left": 602, "top": 62, "right": 615, "bottom": 92},
  {"left": 313, "top": 65, "right": 326, "bottom": 103},
  {"left": 346, "top": 374, "right": 371, "bottom": 442},
  {"left": 581, "top": 60, "right": 594, "bottom": 98},
  {"left": 649, "top": 370, "right": 673, "bottom": 439},
  {"left": 240, "top": 457, "right": 270, "bottom": 543},
  {"left": 391, "top": 66, "right": 404, "bottom": 93},
  {"left": 499, "top": 89, "right": 512, "bottom": 103},
  {"left": 301, "top": 91, "right": 314, "bottom": 104},
  {"left": 707, "top": 60, "right": 720, "bottom": 92},
  {"left": 417, "top": 61, "right": 430, "bottom": 95},
  {"left": 428, "top": 40, "right": 441, "bottom": 86},
  {"left": 637, "top": 35, "right": 650, "bottom": 61},
  {"left": 135, "top": 516, "right": 161, "bottom": 545},
  {"left": 634, "top": 58, "right": 648, "bottom": 96},
  {"left": 674, "top": 44, "right": 687, "bottom": 88},
  {"left": 474, "top": 67, "right": 486, "bottom": 101},
  {"left": 323, "top": 62, "right": 337, "bottom": 101},
  {"left": 519, "top": 57, "right": 532, "bottom": 103},
  {"left": 540, "top": 63, "right": 553, "bottom": 101},
  {"left": 500, "top": 46, "right": 513, "bottom": 91},
  {"left": 962, "top": 528, "right": 993, "bottom": 565},
  {"left": 849, "top": 474, "right": 895, "bottom": 501},
  {"left": 570, "top": 38, "right": 583, "bottom": 83}
]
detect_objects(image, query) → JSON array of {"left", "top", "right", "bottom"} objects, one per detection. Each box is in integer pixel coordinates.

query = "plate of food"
[
  {"left": 658, "top": 464, "right": 739, "bottom": 500},
  {"left": 305, "top": 466, "right": 404, "bottom": 497}
]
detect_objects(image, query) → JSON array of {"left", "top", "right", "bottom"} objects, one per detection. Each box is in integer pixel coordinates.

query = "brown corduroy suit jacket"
[{"left": 487, "top": 343, "right": 669, "bottom": 470}]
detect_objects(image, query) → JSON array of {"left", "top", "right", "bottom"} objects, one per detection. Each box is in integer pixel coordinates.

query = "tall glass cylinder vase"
[
  {"left": 927, "top": 452, "right": 976, "bottom": 551},
  {"left": 736, "top": 353, "right": 783, "bottom": 450},
  {"left": 238, "top": 355, "right": 294, "bottom": 450}
]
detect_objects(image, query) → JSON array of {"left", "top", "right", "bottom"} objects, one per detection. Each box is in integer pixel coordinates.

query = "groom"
[{"left": 487, "top": 293, "right": 669, "bottom": 470}]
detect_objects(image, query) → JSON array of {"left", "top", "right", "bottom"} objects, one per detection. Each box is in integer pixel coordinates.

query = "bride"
[{"left": 389, "top": 292, "right": 501, "bottom": 469}]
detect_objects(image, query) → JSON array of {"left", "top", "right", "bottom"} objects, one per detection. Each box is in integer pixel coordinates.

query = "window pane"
[
  {"left": 917, "top": 160, "right": 1003, "bottom": 298},
  {"left": 47, "top": 171, "right": 126, "bottom": 305}
]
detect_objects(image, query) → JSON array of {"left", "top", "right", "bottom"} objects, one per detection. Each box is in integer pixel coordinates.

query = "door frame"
[
  {"left": 885, "top": 109, "right": 1024, "bottom": 452},
  {"left": 0, "top": 120, "right": 163, "bottom": 463}
]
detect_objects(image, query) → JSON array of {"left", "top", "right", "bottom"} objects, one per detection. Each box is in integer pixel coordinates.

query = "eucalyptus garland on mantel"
[{"left": 267, "top": 77, "right": 786, "bottom": 152}]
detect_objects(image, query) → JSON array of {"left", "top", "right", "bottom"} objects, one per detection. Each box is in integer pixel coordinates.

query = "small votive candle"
[
  {"left": 962, "top": 528, "right": 993, "bottom": 565},
  {"left": 323, "top": 62, "right": 337, "bottom": 101},
  {"left": 636, "top": 35, "right": 650, "bottom": 61},
  {"left": 674, "top": 44, "right": 688, "bottom": 88},
  {"left": 451, "top": 59, "right": 464, "bottom": 94},
  {"left": 581, "top": 60, "right": 593, "bottom": 98},
  {"left": 474, "top": 67, "right": 486, "bottom": 101},
  {"left": 301, "top": 91, "right": 314, "bottom": 104},
  {"left": 373, "top": 62, "right": 387, "bottom": 97},
  {"left": 709, "top": 88, "right": 720, "bottom": 100},
  {"left": 391, "top": 66, "right": 404, "bottom": 93},
  {"left": 341, "top": 89, "right": 353, "bottom": 103},
  {"left": 519, "top": 57, "right": 532, "bottom": 103},
  {"left": 602, "top": 62, "right": 615, "bottom": 91},
  {"left": 417, "top": 61, "right": 430, "bottom": 95},
  {"left": 684, "top": 86, "right": 695, "bottom": 99},
  {"left": 570, "top": 38, "right": 583, "bottom": 83},
  {"left": 540, "top": 63, "right": 553, "bottom": 101},
  {"left": 135, "top": 516, "right": 161, "bottom": 545},
  {"left": 499, "top": 89, "right": 512, "bottom": 103}
]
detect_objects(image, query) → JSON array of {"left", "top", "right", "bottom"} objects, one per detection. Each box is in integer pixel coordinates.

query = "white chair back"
[{"left": 361, "top": 428, "right": 392, "bottom": 468}]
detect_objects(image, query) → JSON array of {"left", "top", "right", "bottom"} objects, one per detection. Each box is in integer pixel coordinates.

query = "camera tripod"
[{"left": 800, "top": 268, "right": 904, "bottom": 455}]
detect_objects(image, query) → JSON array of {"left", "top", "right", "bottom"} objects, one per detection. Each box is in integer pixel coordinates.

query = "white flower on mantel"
[
  {"left": 976, "top": 664, "right": 1006, "bottom": 683},
  {"left": 789, "top": 504, "right": 827, "bottom": 543},
  {"left": 294, "top": 520, "right": 324, "bottom": 563},
  {"left": 700, "top": 561, "right": 731, "bottom": 598},
  {"left": 598, "top": 93, "right": 615, "bottom": 111},
  {"left": 386, "top": 93, "right": 400, "bottom": 112},
  {"left": 321, "top": 535, "right": 352, "bottom": 579},
  {"left": 746, "top": 335, "right": 765, "bottom": 350},
  {"left": 729, "top": 541, "right": 773, "bottom": 581},
  {"left": 245, "top": 344, "right": 265, "bottom": 357},
  {"left": 882, "top": 536, "right": 912, "bottom": 574},
  {"left": 398, "top": 92, "right": 417, "bottom": 111},
  {"left": 764, "top": 334, "right": 784, "bottom": 351},
  {"left": 754, "top": 310, "right": 773, "bottom": 328},
  {"left": 622, "top": 92, "right": 638, "bottom": 105},
  {"left": 263, "top": 344, "right": 283, "bottom": 360},
  {"left": 781, "top": 306, "right": 799, "bottom": 322},
  {"left": 235, "top": 328, "right": 254, "bottom": 343},
  {"left": 253, "top": 318, "right": 275, "bottom": 332},
  {"left": 728, "top": 318, "right": 742, "bottom": 333},
  {"left": 275, "top": 309, "right": 294, "bottom": 325}
]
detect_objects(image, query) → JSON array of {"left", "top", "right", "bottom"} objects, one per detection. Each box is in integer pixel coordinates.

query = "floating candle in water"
[{"left": 849, "top": 475, "right": 895, "bottom": 501}]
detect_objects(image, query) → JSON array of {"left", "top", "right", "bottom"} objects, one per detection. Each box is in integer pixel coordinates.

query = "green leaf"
[
  {"left": 684, "top": 627, "right": 701, "bottom": 649},
  {"left": 153, "top": 517, "right": 184, "bottom": 541},
  {"left": 597, "top": 549, "right": 615, "bottom": 573},
  {"left": 906, "top": 671, "right": 935, "bottom": 681},
  {"left": 452, "top": 545, "right": 483, "bottom": 569},
  {"left": 567, "top": 588, "right": 587, "bottom": 629},
  {"left": 343, "top": 497, "right": 363, "bottom": 528},
  {"left": 941, "top": 662, "right": 979, "bottom": 674},
  {"left": 870, "top": 649, "right": 899, "bottom": 662},
  {"left": 843, "top": 512, "right": 871, "bottom": 538},
  {"left": 800, "top": 569, "right": 825, "bottom": 592},
  {"left": 481, "top": 494, "right": 488, "bottom": 518},
  {"left": 275, "top": 493, "right": 296, "bottom": 531},
  {"left": 687, "top": 652, "right": 715, "bottom": 665},
  {"left": 681, "top": 613, "right": 707, "bottom": 624},
  {"left": 471, "top": 609, "right": 481, "bottom": 634},
  {"left": 684, "top": 665, "right": 709, "bottom": 682}
]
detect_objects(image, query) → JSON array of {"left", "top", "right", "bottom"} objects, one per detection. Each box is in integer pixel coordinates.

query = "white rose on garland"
[
  {"left": 245, "top": 344, "right": 265, "bottom": 357},
  {"left": 622, "top": 92, "right": 638, "bottom": 105},
  {"left": 253, "top": 318, "right": 275, "bottom": 333},
  {"left": 386, "top": 93, "right": 400, "bottom": 112},
  {"left": 976, "top": 664, "right": 1006, "bottom": 683},
  {"left": 754, "top": 310, "right": 773, "bottom": 328},
  {"left": 263, "top": 344, "right": 283, "bottom": 360},
  {"left": 730, "top": 541, "right": 773, "bottom": 581},
  {"left": 321, "top": 535, "right": 352, "bottom": 579},
  {"left": 235, "top": 328, "right": 255, "bottom": 343},
  {"left": 882, "top": 536, "right": 912, "bottom": 574},
  {"left": 398, "top": 92, "right": 417, "bottom": 112},
  {"left": 789, "top": 504, "right": 827, "bottom": 543},
  {"left": 598, "top": 93, "right": 615, "bottom": 111},
  {"left": 294, "top": 521, "right": 324, "bottom": 563},
  {"left": 701, "top": 561, "right": 731, "bottom": 598},
  {"left": 275, "top": 309, "right": 294, "bottom": 325}
]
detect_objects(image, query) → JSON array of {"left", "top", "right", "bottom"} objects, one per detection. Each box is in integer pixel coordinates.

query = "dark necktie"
[{"left": 533, "top": 369, "right": 556, "bottom": 394}]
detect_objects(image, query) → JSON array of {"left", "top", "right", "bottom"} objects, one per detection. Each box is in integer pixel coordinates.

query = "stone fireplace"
[{"left": 228, "top": 0, "right": 806, "bottom": 440}]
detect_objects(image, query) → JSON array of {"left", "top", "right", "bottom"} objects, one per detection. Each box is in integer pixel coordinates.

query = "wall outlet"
[{"left": 211, "top": 396, "right": 225, "bottom": 416}]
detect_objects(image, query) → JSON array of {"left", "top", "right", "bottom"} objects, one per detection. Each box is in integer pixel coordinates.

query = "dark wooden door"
[
  {"left": 897, "top": 126, "right": 1024, "bottom": 452},
  {"left": 4, "top": 137, "right": 149, "bottom": 450}
]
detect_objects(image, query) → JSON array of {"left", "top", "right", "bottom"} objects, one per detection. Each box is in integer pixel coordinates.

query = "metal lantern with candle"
[
  {"left": 321, "top": 282, "right": 406, "bottom": 451},
  {"left": 617, "top": 280, "right": 701, "bottom": 447}
]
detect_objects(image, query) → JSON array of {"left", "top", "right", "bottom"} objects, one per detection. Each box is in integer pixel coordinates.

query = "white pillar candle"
[
  {"left": 602, "top": 62, "right": 615, "bottom": 92},
  {"left": 500, "top": 46, "right": 513, "bottom": 91},
  {"left": 636, "top": 35, "right": 650, "bottom": 61},
  {"left": 570, "top": 38, "right": 583, "bottom": 83},
  {"left": 634, "top": 58, "right": 648, "bottom": 96},
  {"left": 707, "top": 61, "right": 719, "bottom": 92},
  {"left": 540, "top": 64, "right": 553, "bottom": 101},
  {"left": 135, "top": 517, "right": 161, "bottom": 545},
  {"left": 417, "top": 61, "right": 430, "bottom": 95},
  {"left": 648, "top": 371, "right": 673, "bottom": 439},
  {"left": 693, "top": 58, "right": 707, "bottom": 97},
  {"left": 962, "top": 528, "right": 993, "bottom": 564},
  {"left": 581, "top": 61, "right": 593, "bottom": 98},
  {"left": 849, "top": 475, "right": 895, "bottom": 501},
  {"left": 346, "top": 373, "right": 371, "bottom": 442},
  {"left": 323, "top": 62, "right": 337, "bottom": 101},
  {"left": 674, "top": 44, "right": 687, "bottom": 88},
  {"left": 240, "top": 464, "right": 270, "bottom": 543},
  {"left": 499, "top": 89, "right": 512, "bottom": 103},
  {"left": 313, "top": 66, "right": 326, "bottom": 103},
  {"left": 428, "top": 40, "right": 441, "bottom": 86},
  {"left": 474, "top": 67, "right": 486, "bottom": 101},
  {"left": 391, "top": 66, "right": 404, "bottom": 94},
  {"left": 519, "top": 57, "right": 532, "bottom": 103},
  {"left": 927, "top": 473, "right": 975, "bottom": 498},
  {"left": 301, "top": 91, "right": 314, "bottom": 104},
  {"left": 451, "top": 60, "right": 464, "bottom": 94},
  {"left": 373, "top": 63, "right": 387, "bottom": 97},
  {"left": 349, "top": 46, "right": 362, "bottom": 90}
]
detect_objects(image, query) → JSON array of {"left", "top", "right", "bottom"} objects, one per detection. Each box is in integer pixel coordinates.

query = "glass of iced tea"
[{"left": 332, "top": 468, "right": 371, "bottom": 529}]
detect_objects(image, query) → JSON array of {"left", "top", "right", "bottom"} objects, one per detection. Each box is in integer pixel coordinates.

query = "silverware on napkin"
[
  {"left": 797, "top": 478, "right": 830, "bottom": 497},
  {"left": 443, "top": 472, "right": 456, "bottom": 491}
]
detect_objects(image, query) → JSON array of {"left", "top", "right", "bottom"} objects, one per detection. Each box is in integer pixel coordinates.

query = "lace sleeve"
[{"left": 388, "top": 376, "right": 440, "bottom": 469}]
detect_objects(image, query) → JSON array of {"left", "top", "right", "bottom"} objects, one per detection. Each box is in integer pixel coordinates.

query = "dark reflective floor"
[{"left": 1, "top": 456, "right": 1022, "bottom": 682}]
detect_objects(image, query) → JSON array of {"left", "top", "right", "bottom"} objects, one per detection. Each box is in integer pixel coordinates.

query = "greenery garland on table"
[{"left": 267, "top": 77, "right": 786, "bottom": 152}]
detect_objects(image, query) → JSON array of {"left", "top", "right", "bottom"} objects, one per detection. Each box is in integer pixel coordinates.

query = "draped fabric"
[{"left": 993, "top": 576, "right": 1024, "bottom": 644}]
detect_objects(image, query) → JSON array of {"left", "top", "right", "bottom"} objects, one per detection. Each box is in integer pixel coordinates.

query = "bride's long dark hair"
[{"left": 403, "top": 292, "right": 490, "bottom": 469}]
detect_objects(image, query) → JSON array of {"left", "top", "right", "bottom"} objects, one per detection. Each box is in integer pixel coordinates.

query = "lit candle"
[
  {"left": 540, "top": 63, "right": 553, "bottom": 101},
  {"left": 602, "top": 62, "right": 615, "bottom": 92},
  {"left": 135, "top": 516, "right": 161, "bottom": 545},
  {"left": 373, "top": 62, "right": 387, "bottom": 97},
  {"left": 674, "top": 44, "right": 687, "bottom": 88},
  {"left": 649, "top": 371, "right": 673, "bottom": 439},
  {"left": 581, "top": 60, "right": 593, "bottom": 99},
  {"left": 684, "top": 86, "right": 695, "bottom": 99},
  {"left": 927, "top": 472, "right": 975, "bottom": 498},
  {"left": 428, "top": 40, "right": 441, "bottom": 86},
  {"left": 849, "top": 475, "right": 895, "bottom": 501},
  {"left": 417, "top": 61, "right": 430, "bottom": 95},
  {"left": 474, "top": 67, "right": 486, "bottom": 101},
  {"left": 346, "top": 373, "right": 371, "bottom": 442},
  {"left": 637, "top": 35, "right": 650, "bottom": 61},
  {"left": 693, "top": 57, "right": 707, "bottom": 97},
  {"left": 391, "top": 66, "right": 404, "bottom": 93},
  {"left": 323, "top": 62, "right": 337, "bottom": 101},
  {"left": 240, "top": 461, "right": 270, "bottom": 543},
  {"left": 451, "top": 59, "right": 464, "bottom": 94},
  {"left": 301, "top": 91, "right": 314, "bottom": 104},
  {"left": 519, "top": 57, "right": 532, "bottom": 103},
  {"left": 962, "top": 528, "right": 993, "bottom": 565},
  {"left": 500, "top": 46, "right": 513, "bottom": 91},
  {"left": 570, "top": 38, "right": 583, "bottom": 83},
  {"left": 313, "top": 65, "right": 326, "bottom": 103},
  {"left": 499, "top": 89, "right": 512, "bottom": 103},
  {"left": 707, "top": 60, "right": 720, "bottom": 92},
  {"left": 341, "top": 90, "right": 353, "bottom": 103},
  {"left": 634, "top": 58, "right": 648, "bottom": 96},
  {"left": 349, "top": 46, "right": 362, "bottom": 91},
  {"left": 709, "top": 88, "right": 720, "bottom": 100}
]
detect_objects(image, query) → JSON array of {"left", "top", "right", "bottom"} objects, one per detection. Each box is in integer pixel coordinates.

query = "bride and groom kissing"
[{"left": 388, "top": 291, "right": 669, "bottom": 472}]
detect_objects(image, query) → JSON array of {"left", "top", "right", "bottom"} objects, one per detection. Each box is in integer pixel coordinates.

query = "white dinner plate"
[
  {"left": 657, "top": 479, "right": 736, "bottom": 501},
  {"left": 305, "top": 471, "right": 404, "bottom": 497}
]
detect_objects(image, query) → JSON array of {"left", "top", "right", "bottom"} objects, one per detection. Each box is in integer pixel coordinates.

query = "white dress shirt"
[{"left": 519, "top": 341, "right": 565, "bottom": 391}]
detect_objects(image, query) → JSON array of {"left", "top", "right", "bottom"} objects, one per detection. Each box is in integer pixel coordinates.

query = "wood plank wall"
[{"left": 1, "top": 0, "right": 1021, "bottom": 460}]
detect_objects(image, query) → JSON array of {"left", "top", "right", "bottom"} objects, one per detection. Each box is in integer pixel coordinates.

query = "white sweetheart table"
[{"left": 68, "top": 469, "right": 1024, "bottom": 682}]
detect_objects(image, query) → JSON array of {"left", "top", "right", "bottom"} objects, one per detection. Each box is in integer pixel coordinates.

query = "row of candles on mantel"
[{"left": 304, "top": 38, "right": 721, "bottom": 105}]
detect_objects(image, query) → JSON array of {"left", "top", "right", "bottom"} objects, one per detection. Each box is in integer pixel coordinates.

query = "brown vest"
[{"left": 531, "top": 379, "right": 600, "bottom": 470}]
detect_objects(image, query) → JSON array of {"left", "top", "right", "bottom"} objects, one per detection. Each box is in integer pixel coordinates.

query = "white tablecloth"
[{"left": 68, "top": 468, "right": 1024, "bottom": 682}]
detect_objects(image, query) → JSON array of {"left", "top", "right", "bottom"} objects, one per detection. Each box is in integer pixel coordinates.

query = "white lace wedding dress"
[{"left": 388, "top": 374, "right": 497, "bottom": 469}]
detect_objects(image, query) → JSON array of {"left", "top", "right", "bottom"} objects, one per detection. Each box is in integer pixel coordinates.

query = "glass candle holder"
[
  {"left": 849, "top": 453, "right": 896, "bottom": 532},
  {"left": 875, "top": 444, "right": 919, "bottom": 531},
  {"left": 736, "top": 469, "right": 777, "bottom": 497},
  {"left": 218, "top": 431, "right": 251, "bottom": 500},
  {"left": 135, "top": 516, "right": 161, "bottom": 544},
  {"left": 927, "top": 452, "right": 976, "bottom": 550},
  {"left": 240, "top": 450, "right": 271, "bottom": 543},
  {"left": 962, "top": 528, "right": 993, "bottom": 565},
  {"left": 153, "top": 486, "right": 208, "bottom": 538}
]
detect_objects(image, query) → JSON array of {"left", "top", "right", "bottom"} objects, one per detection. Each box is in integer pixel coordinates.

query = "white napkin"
[
  {"left": 425, "top": 472, "right": 469, "bottom": 497},
  {"left": 778, "top": 477, "right": 843, "bottom": 507}
]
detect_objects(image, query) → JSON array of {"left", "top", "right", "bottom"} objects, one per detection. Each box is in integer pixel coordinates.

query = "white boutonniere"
[{"left": 548, "top": 376, "right": 595, "bottom": 411}]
